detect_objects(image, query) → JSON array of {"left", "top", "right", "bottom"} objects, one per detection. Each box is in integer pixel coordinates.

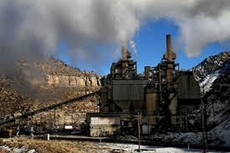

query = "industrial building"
[{"left": 86, "top": 34, "right": 201, "bottom": 136}]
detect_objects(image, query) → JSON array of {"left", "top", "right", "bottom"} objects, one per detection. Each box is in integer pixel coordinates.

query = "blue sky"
[
  {"left": 56, "top": 19, "right": 227, "bottom": 75},
  {"left": 134, "top": 19, "right": 226, "bottom": 72}
]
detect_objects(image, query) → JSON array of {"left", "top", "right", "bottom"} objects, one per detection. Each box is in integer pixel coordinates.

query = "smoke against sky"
[{"left": 1, "top": 0, "right": 230, "bottom": 73}]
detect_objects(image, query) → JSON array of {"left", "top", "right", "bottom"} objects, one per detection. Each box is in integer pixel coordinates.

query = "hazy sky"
[{"left": 1, "top": 0, "right": 230, "bottom": 75}]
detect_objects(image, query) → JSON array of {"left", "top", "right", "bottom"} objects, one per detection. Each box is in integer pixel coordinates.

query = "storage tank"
[
  {"left": 168, "top": 93, "right": 177, "bottom": 115},
  {"left": 144, "top": 87, "right": 158, "bottom": 116}
]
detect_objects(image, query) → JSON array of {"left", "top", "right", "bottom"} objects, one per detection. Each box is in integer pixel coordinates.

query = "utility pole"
[
  {"left": 137, "top": 111, "right": 142, "bottom": 152},
  {"left": 201, "top": 86, "right": 208, "bottom": 152}
]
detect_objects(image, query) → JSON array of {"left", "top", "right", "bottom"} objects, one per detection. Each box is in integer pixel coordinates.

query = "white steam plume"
[
  {"left": 1, "top": 0, "right": 230, "bottom": 73},
  {"left": 129, "top": 40, "right": 138, "bottom": 60}
]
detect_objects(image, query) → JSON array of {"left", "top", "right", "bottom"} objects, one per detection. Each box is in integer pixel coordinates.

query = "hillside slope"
[
  {"left": 203, "top": 62, "right": 230, "bottom": 146},
  {"left": 0, "top": 57, "right": 101, "bottom": 126},
  {"left": 192, "top": 51, "right": 230, "bottom": 93},
  {"left": 193, "top": 51, "right": 230, "bottom": 146}
]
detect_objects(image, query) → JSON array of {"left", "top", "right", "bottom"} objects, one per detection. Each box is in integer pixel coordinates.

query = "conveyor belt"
[{"left": 0, "top": 91, "right": 99, "bottom": 126}]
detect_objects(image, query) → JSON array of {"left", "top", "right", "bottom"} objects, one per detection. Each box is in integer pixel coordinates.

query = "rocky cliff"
[{"left": 17, "top": 57, "right": 101, "bottom": 88}]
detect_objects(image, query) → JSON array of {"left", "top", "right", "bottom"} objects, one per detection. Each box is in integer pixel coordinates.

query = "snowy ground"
[
  {"left": 108, "top": 143, "right": 224, "bottom": 153},
  {"left": 0, "top": 145, "right": 36, "bottom": 153}
]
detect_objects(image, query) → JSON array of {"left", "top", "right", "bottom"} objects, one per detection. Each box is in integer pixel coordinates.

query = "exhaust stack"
[
  {"left": 163, "top": 34, "right": 177, "bottom": 88},
  {"left": 164, "top": 34, "right": 176, "bottom": 62},
  {"left": 163, "top": 34, "right": 178, "bottom": 116}
]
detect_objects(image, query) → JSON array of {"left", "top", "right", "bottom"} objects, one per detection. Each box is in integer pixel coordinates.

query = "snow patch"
[
  {"left": 199, "top": 70, "right": 220, "bottom": 93},
  {"left": 0, "top": 145, "right": 36, "bottom": 153},
  {"left": 152, "top": 132, "right": 202, "bottom": 145}
]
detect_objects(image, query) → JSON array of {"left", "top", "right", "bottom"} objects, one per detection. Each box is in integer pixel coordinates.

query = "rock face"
[
  {"left": 46, "top": 75, "right": 100, "bottom": 87},
  {"left": 17, "top": 57, "right": 101, "bottom": 88},
  {"left": 40, "top": 58, "right": 101, "bottom": 87}
]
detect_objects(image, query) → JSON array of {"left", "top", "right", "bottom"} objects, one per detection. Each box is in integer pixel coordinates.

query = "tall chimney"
[
  {"left": 166, "top": 34, "right": 172, "bottom": 54},
  {"left": 164, "top": 34, "right": 176, "bottom": 62}
]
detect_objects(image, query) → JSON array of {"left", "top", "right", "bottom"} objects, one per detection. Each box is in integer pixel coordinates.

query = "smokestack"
[
  {"left": 164, "top": 34, "right": 176, "bottom": 62},
  {"left": 166, "top": 34, "right": 172, "bottom": 53}
]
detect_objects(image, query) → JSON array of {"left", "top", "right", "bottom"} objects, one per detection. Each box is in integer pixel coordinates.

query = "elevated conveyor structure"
[{"left": 0, "top": 91, "right": 99, "bottom": 126}]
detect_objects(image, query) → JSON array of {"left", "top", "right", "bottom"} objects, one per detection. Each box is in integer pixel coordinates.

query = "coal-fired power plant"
[
  {"left": 0, "top": 34, "right": 202, "bottom": 139},
  {"left": 86, "top": 34, "right": 201, "bottom": 137}
]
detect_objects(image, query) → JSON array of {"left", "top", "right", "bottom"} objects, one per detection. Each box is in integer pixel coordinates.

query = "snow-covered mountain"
[
  {"left": 203, "top": 61, "right": 230, "bottom": 146},
  {"left": 193, "top": 51, "right": 230, "bottom": 146},
  {"left": 192, "top": 51, "right": 230, "bottom": 93}
]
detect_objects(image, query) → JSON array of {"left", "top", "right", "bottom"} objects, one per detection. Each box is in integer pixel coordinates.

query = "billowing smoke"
[
  {"left": 1, "top": 0, "right": 230, "bottom": 74},
  {"left": 129, "top": 40, "right": 137, "bottom": 60}
]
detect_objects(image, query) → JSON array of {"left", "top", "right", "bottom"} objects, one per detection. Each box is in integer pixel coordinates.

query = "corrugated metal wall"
[{"left": 112, "top": 80, "right": 148, "bottom": 101}]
